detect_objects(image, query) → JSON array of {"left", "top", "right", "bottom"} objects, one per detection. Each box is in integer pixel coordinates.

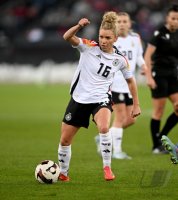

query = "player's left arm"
[
  {"left": 119, "top": 57, "right": 141, "bottom": 118},
  {"left": 126, "top": 77, "right": 141, "bottom": 118}
]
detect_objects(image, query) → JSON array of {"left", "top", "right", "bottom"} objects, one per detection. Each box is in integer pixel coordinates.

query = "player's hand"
[
  {"left": 131, "top": 105, "right": 141, "bottom": 118},
  {"left": 78, "top": 18, "right": 90, "bottom": 28},
  {"left": 140, "top": 65, "right": 147, "bottom": 75},
  {"left": 146, "top": 76, "right": 157, "bottom": 89}
]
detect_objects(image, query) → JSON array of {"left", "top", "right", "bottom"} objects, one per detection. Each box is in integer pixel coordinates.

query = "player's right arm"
[
  {"left": 63, "top": 18, "right": 90, "bottom": 46},
  {"left": 144, "top": 44, "right": 157, "bottom": 89}
]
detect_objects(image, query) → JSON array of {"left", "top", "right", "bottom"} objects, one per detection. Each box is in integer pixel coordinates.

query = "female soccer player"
[
  {"left": 58, "top": 11, "right": 141, "bottom": 181},
  {"left": 144, "top": 4, "right": 178, "bottom": 153},
  {"left": 95, "top": 12, "right": 147, "bottom": 159}
]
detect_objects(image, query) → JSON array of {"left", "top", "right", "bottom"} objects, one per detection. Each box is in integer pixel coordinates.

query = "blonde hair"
[{"left": 100, "top": 11, "right": 118, "bottom": 37}]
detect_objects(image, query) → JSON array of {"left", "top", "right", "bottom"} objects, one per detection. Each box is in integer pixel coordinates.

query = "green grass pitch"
[{"left": 0, "top": 84, "right": 178, "bottom": 200}]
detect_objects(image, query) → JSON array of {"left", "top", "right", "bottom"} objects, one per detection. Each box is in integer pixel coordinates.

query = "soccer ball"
[{"left": 35, "top": 160, "right": 60, "bottom": 184}]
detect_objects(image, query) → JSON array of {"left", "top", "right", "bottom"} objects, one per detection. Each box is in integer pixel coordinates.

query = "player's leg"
[
  {"left": 94, "top": 106, "right": 115, "bottom": 180},
  {"left": 150, "top": 75, "right": 169, "bottom": 153},
  {"left": 111, "top": 103, "right": 132, "bottom": 159},
  {"left": 112, "top": 104, "right": 136, "bottom": 159},
  {"left": 94, "top": 100, "right": 114, "bottom": 155},
  {"left": 58, "top": 98, "right": 89, "bottom": 181},
  {"left": 58, "top": 122, "right": 79, "bottom": 181},
  {"left": 161, "top": 135, "right": 178, "bottom": 164},
  {"left": 111, "top": 93, "right": 134, "bottom": 159},
  {"left": 159, "top": 93, "right": 178, "bottom": 138},
  {"left": 151, "top": 97, "right": 167, "bottom": 153}
]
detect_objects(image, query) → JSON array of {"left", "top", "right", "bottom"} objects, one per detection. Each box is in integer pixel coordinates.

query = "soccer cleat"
[
  {"left": 112, "top": 152, "right": 132, "bottom": 159},
  {"left": 161, "top": 135, "right": 178, "bottom": 164},
  {"left": 94, "top": 135, "right": 101, "bottom": 155},
  {"left": 103, "top": 166, "right": 115, "bottom": 181},
  {"left": 58, "top": 173, "right": 70, "bottom": 182},
  {"left": 152, "top": 145, "right": 168, "bottom": 154}
]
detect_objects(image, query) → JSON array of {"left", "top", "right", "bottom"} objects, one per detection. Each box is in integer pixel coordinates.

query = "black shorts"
[
  {"left": 111, "top": 91, "right": 133, "bottom": 106},
  {"left": 151, "top": 75, "right": 178, "bottom": 98},
  {"left": 63, "top": 97, "right": 112, "bottom": 128}
]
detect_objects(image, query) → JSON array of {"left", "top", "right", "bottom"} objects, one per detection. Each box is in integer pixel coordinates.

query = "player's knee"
[
  {"left": 60, "top": 138, "right": 71, "bottom": 146},
  {"left": 153, "top": 109, "right": 164, "bottom": 119},
  {"left": 98, "top": 125, "right": 109, "bottom": 133}
]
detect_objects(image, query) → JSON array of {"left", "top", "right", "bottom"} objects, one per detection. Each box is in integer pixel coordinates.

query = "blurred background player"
[
  {"left": 144, "top": 4, "right": 178, "bottom": 154},
  {"left": 161, "top": 135, "right": 178, "bottom": 164},
  {"left": 95, "top": 12, "right": 147, "bottom": 159},
  {"left": 58, "top": 12, "right": 141, "bottom": 181}
]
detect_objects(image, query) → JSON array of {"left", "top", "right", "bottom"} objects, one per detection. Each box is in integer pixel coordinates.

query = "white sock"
[
  {"left": 58, "top": 144, "right": 71, "bottom": 176},
  {"left": 100, "top": 132, "right": 112, "bottom": 168},
  {"left": 110, "top": 127, "right": 123, "bottom": 154}
]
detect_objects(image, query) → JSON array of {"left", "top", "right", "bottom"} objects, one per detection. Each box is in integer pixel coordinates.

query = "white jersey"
[
  {"left": 70, "top": 38, "right": 132, "bottom": 104},
  {"left": 111, "top": 32, "right": 145, "bottom": 93}
]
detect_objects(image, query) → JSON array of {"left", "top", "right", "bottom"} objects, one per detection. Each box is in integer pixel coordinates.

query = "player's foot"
[
  {"left": 94, "top": 135, "right": 101, "bottom": 155},
  {"left": 103, "top": 166, "right": 115, "bottom": 181},
  {"left": 152, "top": 145, "right": 168, "bottom": 154},
  {"left": 112, "top": 151, "right": 132, "bottom": 159},
  {"left": 58, "top": 173, "right": 70, "bottom": 182},
  {"left": 161, "top": 135, "right": 178, "bottom": 164}
]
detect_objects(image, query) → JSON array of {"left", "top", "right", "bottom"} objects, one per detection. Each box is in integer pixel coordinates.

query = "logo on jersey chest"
[
  {"left": 96, "top": 54, "right": 101, "bottom": 59},
  {"left": 161, "top": 33, "right": 170, "bottom": 40},
  {"left": 165, "top": 34, "right": 170, "bottom": 39},
  {"left": 112, "top": 59, "right": 119, "bottom": 66}
]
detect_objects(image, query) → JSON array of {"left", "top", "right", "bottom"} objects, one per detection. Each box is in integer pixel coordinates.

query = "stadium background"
[
  {"left": 0, "top": 0, "right": 177, "bottom": 83},
  {"left": 1, "top": 1, "right": 178, "bottom": 199}
]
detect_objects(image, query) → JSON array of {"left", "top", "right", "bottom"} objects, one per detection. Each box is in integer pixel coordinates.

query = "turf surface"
[{"left": 0, "top": 84, "right": 178, "bottom": 200}]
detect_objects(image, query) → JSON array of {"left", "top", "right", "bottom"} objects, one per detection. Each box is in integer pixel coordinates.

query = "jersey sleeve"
[
  {"left": 72, "top": 38, "right": 98, "bottom": 52},
  {"left": 119, "top": 56, "right": 133, "bottom": 79},
  {"left": 72, "top": 38, "right": 86, "bottom": 52}
]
